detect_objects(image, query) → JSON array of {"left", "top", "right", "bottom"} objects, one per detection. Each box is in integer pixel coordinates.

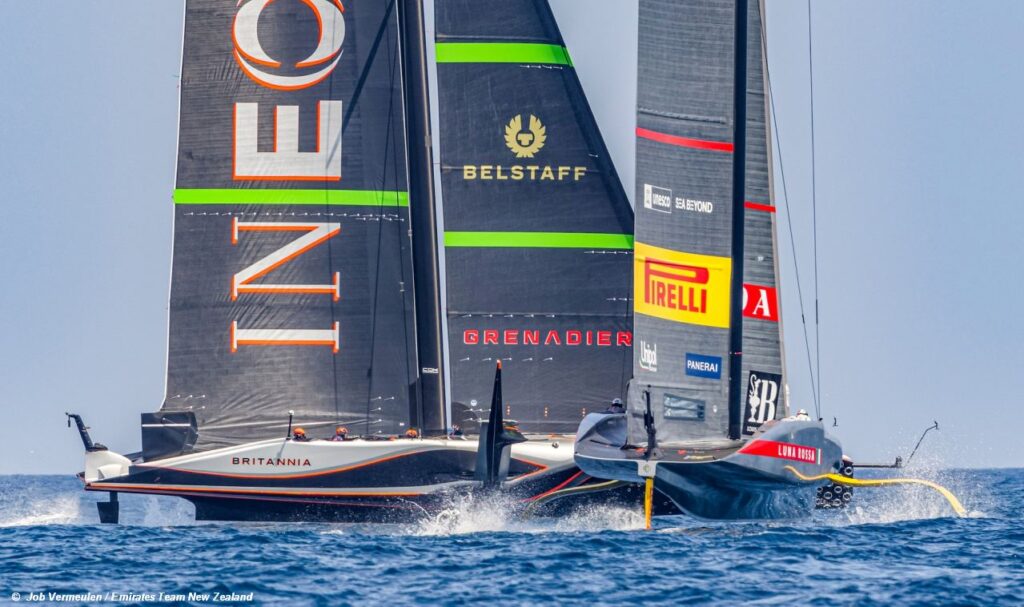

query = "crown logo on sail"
[{"left": 504, "top": 114, "right": 546, "bottom": 158}]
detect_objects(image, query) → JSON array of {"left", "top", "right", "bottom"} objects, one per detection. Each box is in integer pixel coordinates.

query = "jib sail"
[
  {"left": 150, "top": 0, "right": 417, "bottom": 454},
  {"left": 434, "top": 0, "right": 635, "bottom": 433},
  {"left": 629, "top": 0, "right": 785, "bottom": 446}
]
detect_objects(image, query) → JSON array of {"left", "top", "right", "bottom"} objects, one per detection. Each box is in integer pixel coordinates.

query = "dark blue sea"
[{"left": 0, "top": 469, "right": 1020, "bottom": 606}]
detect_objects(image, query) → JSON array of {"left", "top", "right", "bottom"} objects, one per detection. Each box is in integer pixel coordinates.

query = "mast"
[
  {"left": 399, "top": 0, "right": 446, "bottom": 434},
  {"left": 727, "top": 0, "right": 749, "bottom": 441}
]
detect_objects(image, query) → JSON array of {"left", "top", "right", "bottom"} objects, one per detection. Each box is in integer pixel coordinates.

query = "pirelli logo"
[{"left": 634, "top": 242, "right": 731, "bottom": 328}]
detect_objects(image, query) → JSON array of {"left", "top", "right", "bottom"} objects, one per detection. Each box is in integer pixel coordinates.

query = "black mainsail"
[
  {"left": 154, "top": 0, "right": 418, "bottom": 452},
  {"left": 629, "top": 0, "right": 785, "bottom": 446},
  {"left": 574, "top": 0, "right": 843, "bottom": 521},
  {"left": 434, "top": 0, "right": 635, "bottom": 434}
]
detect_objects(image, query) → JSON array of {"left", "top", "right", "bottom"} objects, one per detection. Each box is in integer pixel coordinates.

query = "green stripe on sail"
[
  {"left": 445, "top": 231, "right": 633, "bottom": 249},
  {"left": 173, "top": 189, "right": 409, "bottom": 207},
  {"left": 435, "top": 43, "right": 572, "bottom": 66}
]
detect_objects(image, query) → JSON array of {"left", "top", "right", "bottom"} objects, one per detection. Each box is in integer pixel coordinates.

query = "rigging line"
[
  {"left": 389, "top": 13, "right": 415, "bottom": 436},
  {"left": 325, "top": 0, "right": 343, "bottom": 425},
  {"left": 342, "top": 0, "right": 398, "bottom": 132},
  {"left": 807, "top": 0, "right": 822, "bottom": 412},
  {"left": 761, "top": 13, "right": 820, "bottom": 417},
  {"left": 364, "top": 13, "right": 402, "bottom": 434}
]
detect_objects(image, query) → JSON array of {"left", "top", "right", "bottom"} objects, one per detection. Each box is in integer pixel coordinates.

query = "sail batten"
[
  {"left": 444, "top": 232, "right": 633, "bottom": 249},
  {"left": 173, "top": 189, "right": 410, "bottom": 206},
  {"left": 636, "top": 127, "right": 735, "bottom": 153},
  {"left": 435, "top": 42, "right": 572, "bottom": 65}
]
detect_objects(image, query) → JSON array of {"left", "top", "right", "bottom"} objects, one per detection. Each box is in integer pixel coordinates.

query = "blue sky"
[{"left": 1, "top": 1, "right": 1019, "bottom": 473}]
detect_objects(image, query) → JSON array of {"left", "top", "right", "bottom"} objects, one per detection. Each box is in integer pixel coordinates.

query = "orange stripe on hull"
[{"left": 87, "top": 483, "right": 421, "bottom": 498}]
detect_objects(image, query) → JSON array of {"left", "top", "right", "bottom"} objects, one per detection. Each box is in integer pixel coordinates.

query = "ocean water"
[{"left": 0, "top": 470, "right": 1020, "bottom": 606}]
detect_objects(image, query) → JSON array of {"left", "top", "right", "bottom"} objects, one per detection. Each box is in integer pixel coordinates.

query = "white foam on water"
[
  {"left": 319, "top": 528, "right": 346, "bottom": 536},
  {"left": 0, "top": 493, "right": 84, "bottom": 527},
  {"left": 821, "top": 455, "right": 987, "bottom": 526},
  {"left": 836, "top": 488, "right": 958, "bottom": 526},
  {"left": 547, "top": 503, "right": 646, "bottom": 532},
  {"left": 409, "top": 493, "right": 516, "bottom": 536},
  {"left": 139, "top": 494, "right": 198, "bottom": 527},
  {"left": 407, "top": 491, "right": 649, "bottom": 537}
]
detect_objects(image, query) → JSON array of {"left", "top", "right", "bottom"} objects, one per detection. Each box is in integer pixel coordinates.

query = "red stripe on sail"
[
  {"left": 744, "top": 201, "right": 776, "bottom": 213},
  {"left": 636, "top": 127, "right": 734, "bottom": 153}
]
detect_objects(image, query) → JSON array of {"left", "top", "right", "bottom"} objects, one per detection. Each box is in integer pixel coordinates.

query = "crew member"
[
  {"left": 605, "top": 398, "right": 626, "bottom": 414},
  {"left": 783, "top": 409, "right": 811, "bottom": 421},
  {"left": 404, "top": 428, "right": 419, "bottom": 439},
  {"left": 292, "top": 427, "right": 310, "bottom": 442},
  {"left": 331, "top": 426, "right": 349, "bottom": 442},
  {"left": 449, "top": 424, "right": 465, "bottom": 439}
]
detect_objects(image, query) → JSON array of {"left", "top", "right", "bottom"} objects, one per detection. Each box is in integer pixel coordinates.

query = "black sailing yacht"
[
  {"left": 574, "top": 0, "right": 844, "bottom": 520},
  {"left": 70, "top": 0, "right": 651, "bottom": 523}
]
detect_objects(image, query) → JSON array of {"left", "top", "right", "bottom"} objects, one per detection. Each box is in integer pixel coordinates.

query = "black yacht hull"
[
  {"left": 83, "top": 436, "right": 650, "bottom": 523},
  {"left": 575, "top": 413, "right": 844, "bottom": 520}
]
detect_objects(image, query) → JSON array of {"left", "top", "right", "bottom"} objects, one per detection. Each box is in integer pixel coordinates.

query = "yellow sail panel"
[{"left": 634, "top": 241, "right": 732, "bottom": 329}]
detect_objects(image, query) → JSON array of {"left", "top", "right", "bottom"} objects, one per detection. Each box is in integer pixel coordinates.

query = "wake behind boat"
[
  {"left": 70, "top": 0, "right": 651, "bottom": 524},
  {"left": 575, "top": 0, "right": 847, "bottom": 520}
]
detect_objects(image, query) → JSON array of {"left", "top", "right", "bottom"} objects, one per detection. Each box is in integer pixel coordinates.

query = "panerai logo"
[
  {"left": 685, "top": 352, "right": 722, "bottom": 380},
  {"left": 462, "top": 114, "right": 588, "bottom": 182},
  {"left": 639, "top": 340, "right": 658, "bottom": 372},
  {"left": 743, "top": 370, "right": 782, "bottom": 435}
]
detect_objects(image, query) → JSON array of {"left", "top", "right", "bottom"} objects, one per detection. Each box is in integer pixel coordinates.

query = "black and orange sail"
[{"left": 153, "top": 0, "right": 417, "bottom": 452}]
